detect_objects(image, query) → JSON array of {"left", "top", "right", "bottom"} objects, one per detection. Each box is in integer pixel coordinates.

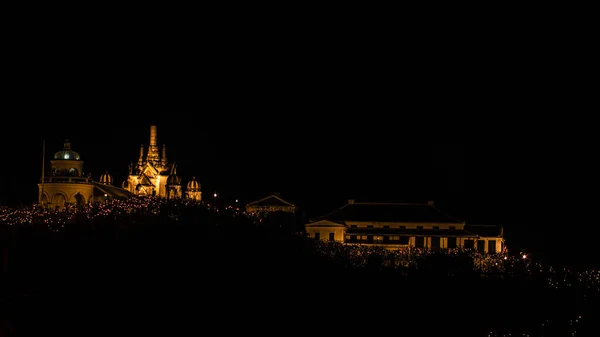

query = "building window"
[
  {"left": 314, "top": 232, "right": 320, "bottom": 240},
  {"left": 383, "top": 236, "right": 390, "bottom": 243},
  {"left": 477, "top": 240, "right": 486, "bottom": 252},
  {"left": 383, "top": 225, "right": 390, "bottom": 229},
  {"left": 399, "top": 236, "right": 409, "bottom": 244},
  {"left": 488, "top": 240, "right": 496, "bottom": 253},
  {"left": 433, "top": 226, "right": 439, "bottom": 230},
  {"left": 464, "top": 239, "right": 474, "bottom": 249},
  {"left": 367, "top": 225, "right": 374, "bottom": 229},
  {"left": 399, "top": 226, "right": 406, "bottom": 229},
  {"left": 417, "top": 226, "right": 423, "bottom": 230},
  {"left": 349, "top": 235, "right": 357, "bottom": 242},
  {"left": 447, "top": 237, "right": 457, "bottom": 249},
  {"left": 329, "top": 233, "right": 335, "bottom": 241},
  {"left": 431, "top": 237, "right": 441, "bottom": 249},
  {"left": 366, "top": 235, "right": 374, "bottom": 243},
  {"left": 415, "top": 237, "right": 424, "bottom": 248}
]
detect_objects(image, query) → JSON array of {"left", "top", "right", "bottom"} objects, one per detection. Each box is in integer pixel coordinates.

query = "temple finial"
[
  {"left": 161, "top": 144, "right": 167, "bottom": 165},
  {"left": 138, "top": 144, "right": 144, "bottom": 165}
]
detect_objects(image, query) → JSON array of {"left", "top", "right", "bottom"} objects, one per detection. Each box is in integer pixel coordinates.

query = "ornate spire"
[
  {"left": 166, "top": 162, "right": 181, "bottom": 187},
  {"left": 147, "top": 125, "right": 160, "bottom": 164},
  {"left": 150, "top": 125, "right": 157, "bottom": 147},
  {"left": 138, "top": 144, "right": 144, "bottom": 165},
  {"left": 161, "top": 144, "right": 167, "bottom": 165}
]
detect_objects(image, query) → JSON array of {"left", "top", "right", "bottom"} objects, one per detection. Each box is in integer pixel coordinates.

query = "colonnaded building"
[
  {"left": 305, "top": 200, "right": 505, "bottom": 254},
  {"left": 38, "top": 125, "right": 202, "bottom": 210}
]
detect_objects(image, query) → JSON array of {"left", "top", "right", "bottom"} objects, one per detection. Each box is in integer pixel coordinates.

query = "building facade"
[
  {"left": 38, "top": 140, "right": 133, "bottom": 210},
  {"left": 305, "top": 200, "right": 505, "bottom": 254},
  {"left": 246, "top": 193, "right": 296, "bottom": 216}
]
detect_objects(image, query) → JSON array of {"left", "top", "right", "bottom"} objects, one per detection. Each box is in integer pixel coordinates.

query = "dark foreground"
[{"left": 1, "top": 206, "right": 598, "bottom": 336}]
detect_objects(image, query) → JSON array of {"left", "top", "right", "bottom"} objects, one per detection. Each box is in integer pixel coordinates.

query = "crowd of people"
[{"left": 0, "top": 196, "right": 598, "bottom": 336}]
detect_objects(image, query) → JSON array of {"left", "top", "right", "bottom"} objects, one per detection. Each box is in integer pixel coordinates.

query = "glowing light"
[
  {"left": 214, "top": 193, "right": 217, "bottom": 198},
  {"left": 523, "top": 254, "right": 527, "bottom": 259}
]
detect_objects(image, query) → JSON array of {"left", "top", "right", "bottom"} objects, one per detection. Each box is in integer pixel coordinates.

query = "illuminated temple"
[
  {"left": 122, "top": 125, "right": 201, "bottom": 201},
  {"left": 305, "top": 200, "right": 505, "bottom": 254},
  {"left": 38, "top": 125, "right": 202, "bottom": 210}
]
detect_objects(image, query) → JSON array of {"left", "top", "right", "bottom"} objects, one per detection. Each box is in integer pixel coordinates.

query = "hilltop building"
[
  {"left": 246, "top": 193, "right": 296, "bottom": 216},
  {"left": 38, "top": 140, "right": 133, "bottom": 210},
  {"left": 37, "top": 125, "right": 203, "bottom": 210},
  {"left": 305, "top": 200, "right": 505, "bottom": 254},
  {"left": 121, "top": 125, "right": 201, "bottom": 200}
]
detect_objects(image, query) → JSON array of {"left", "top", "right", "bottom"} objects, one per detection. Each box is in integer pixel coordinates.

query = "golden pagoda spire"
[
  {"left": 138, "top": 144, "right": 144, "bottom": 165},
  {"left": 147, "top": 125, "right": 160, "bottom": 164},
  {"left": 161, "top": 144, "right": 167, "bottom": 166}
]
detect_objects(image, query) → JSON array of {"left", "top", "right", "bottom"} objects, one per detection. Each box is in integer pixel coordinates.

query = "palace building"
[
  {"left": 121, "top": 125, "right": 201, "bottom": 200},
  {"left": 305, "top": 200, "right": 505, "bottom": 254},
  {"left": 38, "top": 140, "right": 133, "bottom": 210}
]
